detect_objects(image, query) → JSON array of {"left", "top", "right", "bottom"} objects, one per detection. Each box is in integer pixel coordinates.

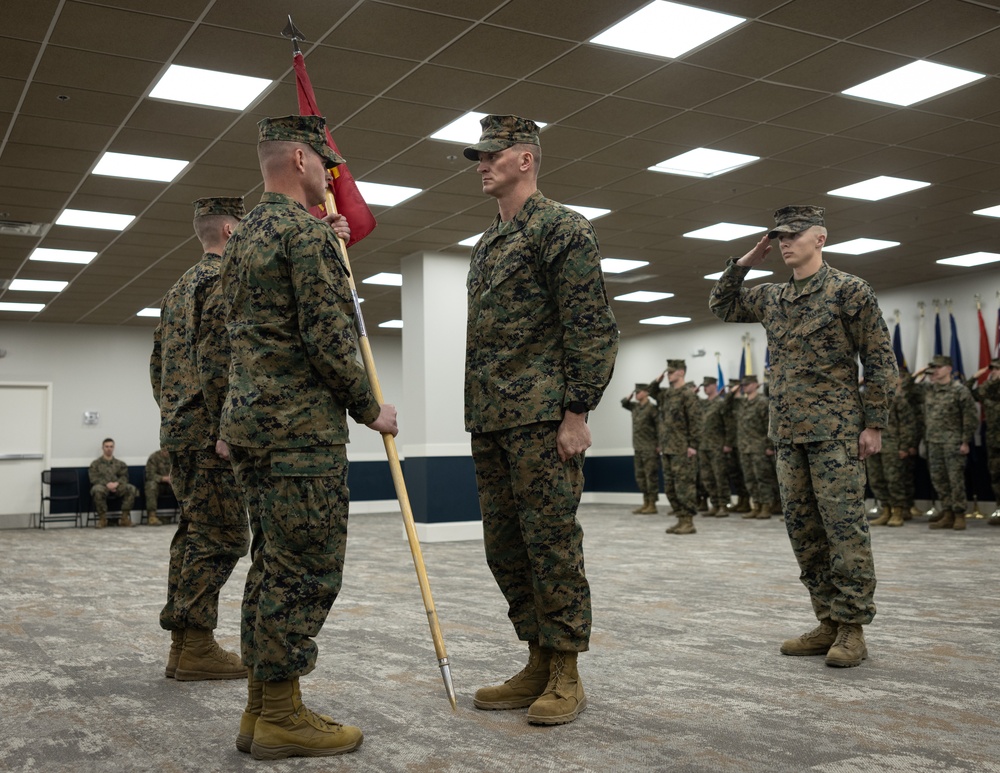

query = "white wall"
[{"left": 0, "top": 322, "right": 402, "bottom": 467}]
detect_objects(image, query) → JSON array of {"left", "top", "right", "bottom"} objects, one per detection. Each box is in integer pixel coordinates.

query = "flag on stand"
[
  {"left": 977, "top": 306, "right": 992, "bottom": 384},
  {"left": 915, "top": 307, "right": 930, "bottom": 374},
  {"left": 892, "top": 318, "right": 907, "bottom": 371},
  {"left": 949, "top": 310, "right": 965, "bottom": 380},
  {"left": 738, "top": 346, "right": 746, "bottom": 381},
  {"left": 744, "top": 336, "right": 753, "bottom": 377},
  {"left": 293, "top": 51, "right": 376, "bottom": 247},
  {"left": 717, "top": 358, "right": 725, "bottom": 392},
  {"left": 933, "top": 306, "right": 943, "bottom": 357},
  {"left": 995, "top": 306, "right": 1000, "bottom": 359}
]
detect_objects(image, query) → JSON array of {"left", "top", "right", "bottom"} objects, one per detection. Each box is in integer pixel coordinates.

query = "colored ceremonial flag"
[
  {"left": 949, "top": 311, "right": 965, "bottom": 380},
  {"left": 933, "top": 306, "right": 942, "bottom": 357},
  {"left": 995, "top": 307, "right": 1000, "bottom": 359},
  {"left": 892, "top": 319, "right": 907, "bottom": 371},
  {"left": 717, "top": 359, "right": 725, "bottom": 391},
  {"left": 915, "top": 307, "right": 930, "bottom": 374},
  {"left": 738, "top": 346, "right": 746, "bottom": 380},
  {"left": 744, "top": 337, "right": 753, "bottom": 377},
  {"left": 293, "top": 51, "right": 376, "bottom": 247},
  {"left": 977, "top": 307, "right": 992, "bottom": 384}
]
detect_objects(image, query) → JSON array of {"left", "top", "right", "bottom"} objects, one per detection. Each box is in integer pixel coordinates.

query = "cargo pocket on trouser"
[{"left": 268, "top": 447, "right": 349, "bottom": 556}]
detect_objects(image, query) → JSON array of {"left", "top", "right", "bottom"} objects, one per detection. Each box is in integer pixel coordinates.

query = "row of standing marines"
[{"left": 147, "top": 111, "right": 912, "bottom": 761}]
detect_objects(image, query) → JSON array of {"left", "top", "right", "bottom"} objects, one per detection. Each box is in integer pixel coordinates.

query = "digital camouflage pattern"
[
  {"left": 968, "top": 377, "right": 1000, "bottom": 501},
  {"left": 151, "top": 245, "right": 249, "bottom": 633},
  {"left": 88, "top": 455, "right": 137, "bottom": 515},
  {"left": 711, "top": 258, "right": 896, "bottom": 624},
  {"left": 463, "top": 114, "right": 540, "bottom": 161},
  {"left": 144, "top": 448, "right": 172, "bottom": 508},
  {"left": 466, "top": 188, "right": 617, "bottom": 652},
  {"left": 472, "top": 423, "right": 590, "bottom": 651},
  {"left": 698, "top": 393, "right": 730, "bottom": 507},
  {"left": 218, "top": 190, "right": 379, "bottom": 680},
  {"left": 922, "top": 380, "right": 978, "bottom": 514},
  {"left": 230, "top": 445, "right": 350, "bottom": 678},
  {"left": 220, "top": 192, "right": 381, "bottom": 446},
  {"left": 648, "top": 381, "right": 700, "bottom": 516},
  {"left": 866, "top": 390, "right": 918, "bottom": 507},
  {"left": 737, "top": 393, "right": 780, "bottom": 506},
  {"left": 465, "top": 190, "right": 618, "bottom": 433},
  {"left": 767, "top": 204, "right": 825, "bottom": 240},
  {"left": 721, "top": 391, "right": 749, "bottom": 499},
  {"left": 621, "top": 396, "right": 660, "bottom": 498}
]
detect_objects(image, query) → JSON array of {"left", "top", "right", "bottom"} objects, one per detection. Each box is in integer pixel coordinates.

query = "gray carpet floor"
[{"left": 1, "top": 505, "right": 998, "bottom": 773}]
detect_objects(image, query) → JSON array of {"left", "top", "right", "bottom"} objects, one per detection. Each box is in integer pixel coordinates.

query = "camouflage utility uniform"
[
  {"left": 711, "top": 260, "right": 897, "bottom": 625},
  {"left": 88, "top": 455, "right": 138, "bottom": 517},
  {"left": 968, "top": 376, "right": 1000, "bottom": 508},
  {"left": 867, "top": 391, "right": 918, "bottom": 510},
  {"left": 648, "top": 380, "right": 700, "bottom": 518},
  {"left": 736, "top": 392, "right": 780, "bottom": 511},
  {"left": 621, "top": 396, "right": 660, "bottom": 503},
  {"left": 466, "top": 189, "right": 618, "bottom": 652},
  {"left": 699, "top": 392, "right": 730, "bottom": 511},
  {"left": 721, "top": 388, "right": 750, "bottom": 508},
  {"left": 220, "top": 192, "right": 380, "bottom": 680},
  {"left": 922, "top": 380, "right": 977, "bottom": 516},
  {"left": 151, "top": 248, "right": 250, "bottom": 634},
  {"left": 144, "top": 448, "right": 172, "bottom": 514}
]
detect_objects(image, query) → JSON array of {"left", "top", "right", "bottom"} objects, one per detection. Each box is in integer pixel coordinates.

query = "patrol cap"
[
  {"left": 666, "top": 359, "right": 686, "bottom": 372},
  {"left": 635, "top": 383, "right": 650, "bottom": 393},
  {"left": 728, "top": 378, "right": 742, "bottom": 387},
  {"left": 192, "top": 196, "right": 244, "bottom": 220},
  {"left": 463, "top": 114, "right": 541, "bottom": 161},
  {"left": 685, "top": 381, "right": 697, "bottom": 389},
  {"left": 768, "top": 205, "right": 825, "bottom": 239},
  {"left": 929, "top": 355, "right": 952, "bottom": 368},
  {"left": 741, "top": 374, "right": 759, "bottom": 386},
  {"left": 702, "top": 376, "right": 718, "bottom": 387},
  {"left": 257, "top": 115, "right": 345, "bottom": 169}
]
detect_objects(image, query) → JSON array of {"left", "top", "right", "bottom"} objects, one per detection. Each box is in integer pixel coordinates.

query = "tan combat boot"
[
  {"left": 474, "top": 642, "right": 552, "bottom": 710},
  {"left": 756, "top": 504, "right": 772, "bottom": 519},
  {"left": 175, "top": 628, "right": 247, "bottom": 681},
  {"left": 825, "top": 623, "right": 867, "bottom": 667},
  {"left": 148, "top": 511, "right": 162, "bottom": 525},
  {"left": 120, "top": 512, "right": 133, "bottom": 527},
  {"left": 742, "top": 501, "right": 760, "bottom": 519},
  {"left": 526, "top": 651, "right": 587, "bottom": 725},
  {"left": 929, "top": 510, "right": 955, "bottom": 530},
  {"left": 165, "top": 629, "right": 185, "bottom": 678},
  {"left": 665, "top": 517, "right": 682, "bottom": 534},
  {"left": 96, "top": 513, "right": 107, "bottom": 529},
  {"left": 780, "top": 618, "right": 838, "bottom": 656},
  {"left": 250, "top": 678, "right": 363, "bottom": 760},
  {"left": 707, "top": 503, "right": 720, "bottom": 517},
  {"left": 673, "top": 515, "right": 697, "bottom": 535},
  {"left": 641, "top": 498, "right": 658, "bottom": 514},
  {"left": 886, "top": 506, "right": 905, "bottom": 527},
  {"left": 952, "top": 511, "right": 967, "bottom": 530},
  {"left": 734, "top": 494, "right": 751, "bottom": 512},
  {"left": 697, "top": 497, "right": 709, "bottom": 512},
  {"left": 236, "top": 671, "right": 263, "bottom": 753},
  {"left": 631, "top": 499, "right": 646, "bottom": 514},
  {"left": 927, "top": 508, "right": 946, "bottom": 523},
  {"left": 869, "top": 507, "right": 892, "bottom": 526}
]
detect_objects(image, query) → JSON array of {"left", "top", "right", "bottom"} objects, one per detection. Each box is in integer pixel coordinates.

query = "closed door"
[{"left": 0, "top": 383, "right": 49, "bottom": 519}]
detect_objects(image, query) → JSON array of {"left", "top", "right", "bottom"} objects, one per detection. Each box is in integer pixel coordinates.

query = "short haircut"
[
  {"left": 102, "top": 438, "right": 114, "bottom": 445},
  {"left": 512, "top": 142, "right": 542, "bottom": 174}
]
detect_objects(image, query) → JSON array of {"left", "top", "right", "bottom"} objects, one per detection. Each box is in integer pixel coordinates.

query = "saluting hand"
[{"left": 736, "top": 235, "right": 771, "bottom": 268}]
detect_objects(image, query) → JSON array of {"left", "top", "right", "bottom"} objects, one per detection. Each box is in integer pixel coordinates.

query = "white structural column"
[{"left": 399, "top": 250, "right": 483, "bottom": 542}]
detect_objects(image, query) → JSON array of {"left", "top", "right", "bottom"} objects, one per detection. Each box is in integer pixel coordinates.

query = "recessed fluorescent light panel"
[
  {"left": 973, "top": 205, "right": 1000, "bottom": 218},
  {"left": 640, "top": 315, "right": 691, "bottom": 326},
  {"left": 378, "top": 319, "right": 404, "bottom": 329},
  {"left": 614, "top": 291, "right": 674, "bottom": 303},
  {"left": 827, "top": 176, "right": 930, "bottom": 201},
  {"left": 56, "top": 209, "right": 135, "bottom": 231},
  {"left": 824, "top": 238, "right": 900, "bottom": 255},
  {"left": 9, "top": 279, "right": 68, "bottom": 292},
  {"left": 0, "top": 302, "right": 45, "bottom": 312},
  {"left": 363, "top": 272, "right": 403, "bottom": 287},
  {"left": 684, "top": 223, "right": 766, "bottom": 241},
  {"left": 356, "top": 182, "right": 421, "bottom": 207},
  {"left": 936, "top": 252, "right": 1000, "bottom": 268},
  {"left": 590, "top": 1, "right": 745, "bottom": 59},
  {"left": 650, "top": 148, "right": 759, "bottom": 178},
  {"left": 842, "top": 60, "right": 985, "bottom": 107},
  {"left": 149, "top": 64, "right": 272, "bottom": 110},
  {"left": 93, "top": 152, "right": 188, "bottom": 182},
  {"left": 137, "top": 308, "right": 161, "bottom": 318},
  {"left": 431, "top": 112, "right": 547, "bottom": 144},
  {"left": 601, "top": 258, "right": 649, "bottom": 274},
  {"left": 459, "top": 233, "right": 483, "bottom": 247},
  {"left": 566, "top": 205, "right": 611, "bottom": 221},
  {"left": 29, "top": 248, "right": 98, "bottom": 265},
  {"left": 704, "top": 269, "right": 773, "bottom": 281}
]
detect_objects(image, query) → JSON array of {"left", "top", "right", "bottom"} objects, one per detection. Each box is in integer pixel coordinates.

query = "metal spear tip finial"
[{"left": 281, "top": 15, "right": 306, "bottom": 54}]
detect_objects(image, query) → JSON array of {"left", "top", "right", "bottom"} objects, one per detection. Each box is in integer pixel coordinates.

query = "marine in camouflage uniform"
[
  {"left": 968, "top": 360, "right": 1000, "bottom": 522},
  {"left": 88, "top": 438, "right": 139, "bottom": 527},
  {"left": 711, "top": 205, "right": 897, "bottom": 668},
  {"left": 919, "top": 355, "right": 978, "bottom": 530},
  {"left": 464, "top": 115, "right": 618, "bottom": 725},
  {"left": 649, "top": 360, "right": 700, "bottom": 534},
  {"left": 144, "top": 448, "right": 172, "bottom": 524},
  {"left": 736, "top": 374, "right": 780, "bottom": 518},
  {"left": 721, "top": 380, "right": 751, "bottom": 512},
  {"left": 621, "top": 383, "right": 660, "bottom": 513},
  {"left": 898, "top": 368, "right": 925, "bottom": 512},
  {"left": 218, "top": 116, "right": 396, "bottom": 759},
  {"left": 698, "top": 376, "right": 731, "bottom": 515},
  {"left": 150, "top": 196, "right": 251, "bottom": 682},
  {"left": 867, "top": 379, "right": 919, "bottom": 527}
]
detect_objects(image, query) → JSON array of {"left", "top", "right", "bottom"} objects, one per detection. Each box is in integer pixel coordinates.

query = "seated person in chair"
[
  {"left": 144, "top": 448, "right": 172, "bottom": 525},
  {"left": 89, "top": 438, "right": 139, "bottom": 528}
]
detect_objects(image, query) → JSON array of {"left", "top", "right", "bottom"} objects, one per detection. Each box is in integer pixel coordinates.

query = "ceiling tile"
[
  {"left": 848, "top": 0, "right": 1000, "bottom": 59},
  {"left": 0, "top": 38, "right": 43, "bottom": 81},
  {"left": 431, "top": 26, "right": 574, "bottom": 78},
  {"left": 761, "top": 0, "right": 923, "bottom": 39},
  {"left": 699, "top": 82, "right": 824, "bottom": 123},
  {"left": 530, "top": 46, "right": 665, "bottom": 94},
  {"left": 32, "top": 46, "right": 162, "bottom": 97},
  {"left": 49, "top": 3, "right": 190, "bottom": 60},
  {"left": 482, "top": 82, "right": 603, "bottom": 124},
  {"left": 560, "top": 97, "right": 682, "bottom": 138},
  {"left": 385, "top": 66, "right": 514, "bottom": 110},
  {"left": 3, "top": 0, "right": 61, "bottom": 42},
  {"left": 618, "top": 63, "right": 751, "bottom": 109},
  {"left": 769, "top": 43, "right": 908, "bottom": 92},
  {"left": 323, "top": 3, "right": 472, "bottom": 60},
  {"left": 486, "top": 0, "right": 648, "bottom": 40},
  {"left": 686, "top": 21, "right": 834, "bottom": 79}
]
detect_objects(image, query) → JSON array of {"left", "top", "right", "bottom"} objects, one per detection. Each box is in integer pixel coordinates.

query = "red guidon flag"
[{"left": 293, "top": 51, "right": 376, "bottom": 247}]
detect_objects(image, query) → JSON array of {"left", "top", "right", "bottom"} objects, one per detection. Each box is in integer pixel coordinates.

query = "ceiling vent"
[{"left": 0, "top": 220, "right": 49, "bottom": 237}]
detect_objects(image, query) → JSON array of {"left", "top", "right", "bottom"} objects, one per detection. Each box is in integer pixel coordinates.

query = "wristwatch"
[{"left": 566, "top": 401, "right": 588, "bottom": 415}]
